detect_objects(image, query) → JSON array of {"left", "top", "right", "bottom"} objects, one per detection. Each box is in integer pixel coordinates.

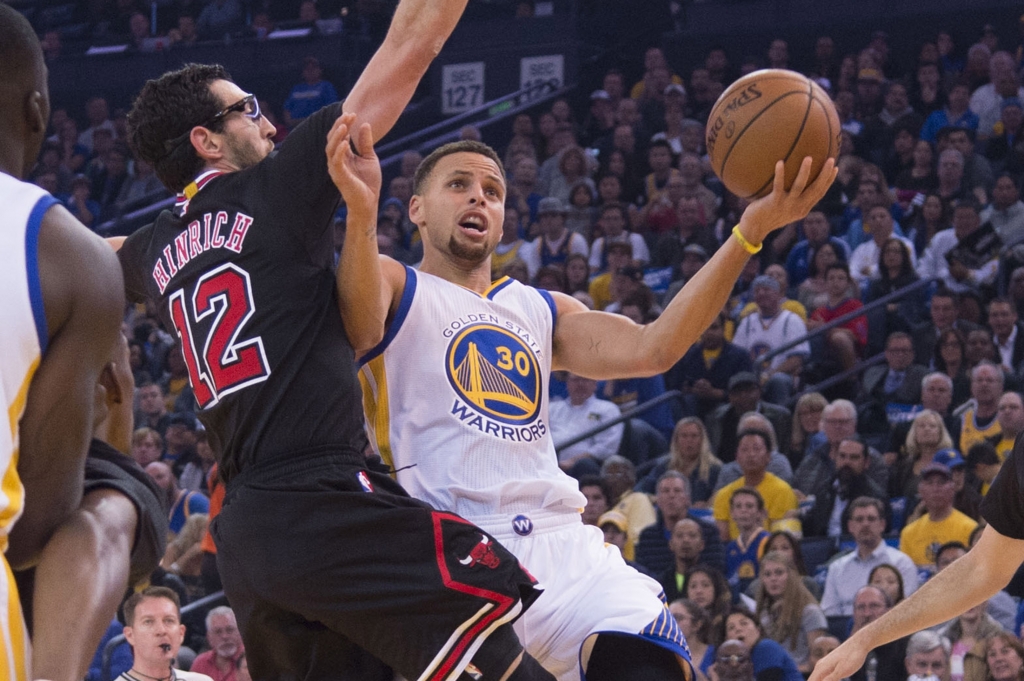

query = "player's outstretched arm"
[
  {"left": 809, "top": 524, "right": 1024, "bottom": 681},
  {"left": 7, "top": 205, "right": 124, "bottom": 570},
  {"left": 328, "top": 115, "right": 405, "bottom": 353},
  {"left": 551, "top": 157, "right": 836, "bottom": 379},
  {"left": 342, "top": 0, "right": 470, "bottom": 142}
]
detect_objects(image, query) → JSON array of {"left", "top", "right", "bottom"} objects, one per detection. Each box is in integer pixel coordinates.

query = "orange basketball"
[{"left": 705, "top": 69, "right": 840, "bottom": 199}]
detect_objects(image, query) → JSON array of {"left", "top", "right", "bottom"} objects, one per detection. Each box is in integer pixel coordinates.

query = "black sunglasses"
[{"left": 162, "top": 94, "right": 261, "bottom": 156}]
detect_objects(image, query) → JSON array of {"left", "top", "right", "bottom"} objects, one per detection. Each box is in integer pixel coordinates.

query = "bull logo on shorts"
[
  {"left": 446, "top": 324, "right": 541, "bottom": 425},
  {"left": 458, "top": 535, "right": 501, "bottom": 569}
]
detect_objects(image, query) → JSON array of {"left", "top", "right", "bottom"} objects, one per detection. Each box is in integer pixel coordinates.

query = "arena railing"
[
  {"left": 755, "top": 276, "right": 937, "bottom": 373},
  {"left": 101, "top": 589, "right": 227, "bottom": 681},
  {"left": 376, "top": 83, "right": 575, "bottom": 174}
]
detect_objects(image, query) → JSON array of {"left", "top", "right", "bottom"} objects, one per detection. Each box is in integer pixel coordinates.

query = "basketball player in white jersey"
[
  {"left": 327, "top": 119, "right": 836, "bottom": 680},
  {"left": 0, "top": 6, "right": 125, "bottom": 680}
]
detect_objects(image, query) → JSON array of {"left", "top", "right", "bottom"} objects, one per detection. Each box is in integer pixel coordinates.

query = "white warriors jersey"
[
  {"left": 0, "top": 172, "right": 55, "bottom": 551},
  {"left": 358, "top": 267, "right": 586, "bottom": 520}
]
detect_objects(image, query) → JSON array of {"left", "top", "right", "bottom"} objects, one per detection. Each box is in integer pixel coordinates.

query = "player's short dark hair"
[
  {"left": 729, "top": 486, "right": 765, "bottom": 511},
  {"left": 122, "top": 586, "right": 181, "bottom": 626},
  {"left": 127, "top": 63, "right": 233, "bottom": 193},
  {"left": 413, "top": 140, "right": 506, "bottom": 195}
]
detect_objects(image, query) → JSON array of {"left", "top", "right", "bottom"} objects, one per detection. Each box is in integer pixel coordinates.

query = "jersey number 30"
[{"left": 169, "top": 263, "right": 270, "bottom": 409}]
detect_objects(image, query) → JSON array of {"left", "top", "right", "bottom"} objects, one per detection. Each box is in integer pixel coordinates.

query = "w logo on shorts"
[{"left": 512, "top": 515, "right": 533, "bottom": 536}]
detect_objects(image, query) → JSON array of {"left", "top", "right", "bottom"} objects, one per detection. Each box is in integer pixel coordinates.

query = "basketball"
[{"left": 705, "top": 69, "right": 840, "bottom": 199}]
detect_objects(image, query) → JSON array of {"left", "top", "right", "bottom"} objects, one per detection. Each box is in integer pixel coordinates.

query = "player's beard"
[
  {"left": 224, "top": 134, "right": 270, "bottom": 171},
  {"left": 447, "top": 234, "right": 490, "bottom": 265}
]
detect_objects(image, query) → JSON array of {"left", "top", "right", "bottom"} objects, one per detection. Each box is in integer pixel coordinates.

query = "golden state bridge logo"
[{"left": 446, "top": 323, "right": 546, "bottom": 441}]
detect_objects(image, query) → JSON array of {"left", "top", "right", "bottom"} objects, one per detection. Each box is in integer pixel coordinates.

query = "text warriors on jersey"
[{"left": 443, "top": 314, "right": 547, "bottom": 443}]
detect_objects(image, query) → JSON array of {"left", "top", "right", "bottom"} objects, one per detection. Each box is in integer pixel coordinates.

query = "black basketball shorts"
[{"left": 213, "top": 451, "right": 542, "bottom": 681}]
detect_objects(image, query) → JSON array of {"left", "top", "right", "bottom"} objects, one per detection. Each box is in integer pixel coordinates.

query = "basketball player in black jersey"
[{"left": 112, "top": 0, "right": 555, "bottom": 678}]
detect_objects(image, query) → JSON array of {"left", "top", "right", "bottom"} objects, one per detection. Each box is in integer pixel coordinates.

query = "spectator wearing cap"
[
  {"left": 921, "top": 82, "right": 979, "bottom": 143},
  {"left": 283, "top": 57, "right": 340, "bottom": 129},
  {"left": 855, "top": 68, "right": 885, "bottom": 121},
  {"left": 517, "top": 196, "right": 588, "bottom": 280},
  {"left": 582, "top": 89, "right": 616, "bottom": 147},
  {"left": 898, "top": 461, "right": 978, "bottom": 567},
  {"left": 705, "top": 372, "right": 792, "bottom": 466},
  {"left": 588, "top": 240, "right": 633, "bottom": 311},
  {"left": 597, "top": 510, "right": 652, "bottom": 571},
  {"left": 739, "top": 264, "right": 808, "bottom": 323},
  {"left": 732, "top": 275, "right": 811, "bottom": 406},
  {"left": 589, "top": 202, "right": 650, "bottom": 272},
  {"left": 652, "top": 196, "right": 719, "bottom": 281},
  {"left": 666, "top": 310, "right": 754, "bottom": 418},
  {"left": 662, "top": 243, "right": 712, "bottom": 304},
  {"left": 785, "top": 209, "right": 851, "bottom": 287},
  {"left": 919, "top": 198, "right": 1000, "bottom": 296}
]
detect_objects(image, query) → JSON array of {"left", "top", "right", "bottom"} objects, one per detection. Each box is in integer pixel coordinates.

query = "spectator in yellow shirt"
[
  {"left": 899, "top": 462, "right": 978, "bottom": 567},
  {"left": 713, "top": 428, "right": 799, "bottom": 541}
]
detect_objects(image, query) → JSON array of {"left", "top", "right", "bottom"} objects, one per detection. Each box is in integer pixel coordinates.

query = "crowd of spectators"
[
  {"left": 37, "top": 9, "right": 1024, "bottom": 681},
  {"left": 357, "top": 19, "right": 1024, "bottom": 681}
]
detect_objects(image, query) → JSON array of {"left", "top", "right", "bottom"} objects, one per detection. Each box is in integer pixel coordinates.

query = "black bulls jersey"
[{"left": 118, "top": 103, "right": 367, "bottom": 482}]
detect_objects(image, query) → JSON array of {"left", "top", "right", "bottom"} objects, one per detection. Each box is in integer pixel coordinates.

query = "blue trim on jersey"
[
  {"left": 26, "top": 194, "right": 58, "bottom": 354},
  {"left": 358, "top": 266, "right": 418, "bottom": 367},
  {"left": 537, "top": 288, "right": 558, "bottom": 333},
  {"left": 486, "top": 276, "right": 514, "bottom": 299}
]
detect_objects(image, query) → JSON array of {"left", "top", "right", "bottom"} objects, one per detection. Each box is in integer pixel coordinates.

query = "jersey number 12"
[{"left": 169, "top": 263, "right": 271, "bottom": 409}]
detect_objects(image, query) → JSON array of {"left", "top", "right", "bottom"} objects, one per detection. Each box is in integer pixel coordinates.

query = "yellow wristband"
[{"left": 732, "top": 225, "right": 762, "bottom": 254}]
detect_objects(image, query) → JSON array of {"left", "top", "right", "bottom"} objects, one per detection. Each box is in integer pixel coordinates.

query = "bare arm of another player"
[
  {"left": 32, "top": 332, "right": 142, "bottom": 681},
  {"left": 342, "top": 0, "right": 470, "bottom": 142},
  {"left": 327, "top": 116, "right": 406, "bottom": 352},
  {"left": 809, "top": 524, "right": 1024, "bottom": 681},
  {"left": 7, "top": 205, "right": 124, "bottom": 570},
  {"left": 550, "top": 157, "right": 837, "bottom": 379}
]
